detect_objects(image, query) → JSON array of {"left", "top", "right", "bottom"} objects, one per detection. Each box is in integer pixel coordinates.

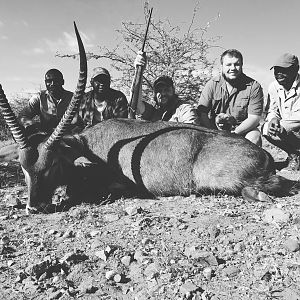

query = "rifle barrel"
[{"left": 142, "top": 7, "right": 153, "bottom": 52}]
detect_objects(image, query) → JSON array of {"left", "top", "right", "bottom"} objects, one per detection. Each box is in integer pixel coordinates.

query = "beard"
[{"left": 222, "top": 71, "right": 243, "bottom": 87}]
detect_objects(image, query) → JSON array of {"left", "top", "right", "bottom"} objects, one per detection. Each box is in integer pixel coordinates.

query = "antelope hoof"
[
  {"left": 26, "top": 203, "right": 55, "bottom": 214},
  {"left": 241, "top": 187, "right": 273, "bottom": 202},
  {"left": 26, "top": 205, "right": 40, "bottom": 215}
]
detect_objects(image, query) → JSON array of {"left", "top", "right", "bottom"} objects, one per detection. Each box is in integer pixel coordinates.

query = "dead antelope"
[{"left": 0, "top": 26, "right": 297, "bottom": 214}]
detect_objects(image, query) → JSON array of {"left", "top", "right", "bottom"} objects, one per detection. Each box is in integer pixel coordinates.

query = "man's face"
[
  {"left": 274, "top": 66, "right": 298, "bottom": 89},
  {"left": 155, "top": 84, "right": 175, "bottom": 107},
  {"left": 91, "top": 75, "right": 110, "bottom": 95},
  {"left": 221, "top": 55, "right": 243, "bottom": 82},
  {"left": 45, "top": 73, "right": 64, "bottom": 96}
]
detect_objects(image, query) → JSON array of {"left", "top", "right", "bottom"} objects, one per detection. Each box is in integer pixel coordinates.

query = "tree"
[{"left": 59, "top": 2, "right": 221, "bottom": 105}]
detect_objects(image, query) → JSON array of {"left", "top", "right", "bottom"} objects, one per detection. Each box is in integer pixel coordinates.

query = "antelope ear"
[
  {"left": 56, "top": 135, "right": 85, "bottom": 163},
  {"left": 73, "top": 156, "right": 95, "bottom": 167},
  {"left": 0, "top": 143, "right": 19, "bottom": 161}
]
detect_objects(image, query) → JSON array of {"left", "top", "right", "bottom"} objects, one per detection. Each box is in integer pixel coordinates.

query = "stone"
[
  {"left": 25, "top": 259, "right": 51, "bottom": 278},
  {"left": 4, "top": 195, "right": 22, "bottom": 208},
  {"left": 121, "top": 255, "right": 132, "bottom": 266},
  {"left": 48, "top": 290, "right": 63, "bottom": 300},
  {"left": 124, "top": 205, "right": 143, "bottom": 216},
  {"left": 134, "top": 250, "right": 147, "bottom": 263},
  {"left": 179, "top": 281, "right": 199, "bottom": 296},
  {"left": 223, "top": 265, "right": 240, "bottom": 277},
  {"left": 89, "top": 230, "right": 101, "bottom": 237},
  {"left": 105, "top": 270, "right": 116, "bottom": 280},
  {"left": 62, "top": 229, "right": 74, "bottom": 238},
  {"left": 284, "top": 238, "right": 300, "bottom": 252},
  {"left": 144, "top": 262, "right": 160, "bottom": 279},
  {"left": 184, "top": 247, "right": 218, "bottom": 266},
  {"left": 113, "top": 273, "right": 124, "bottom": 283},
  {"left": 263, "top": 208, "right": 290, "bottom": 224},
  {"left": 94, "top": 249, "right": 108, "bottom": 261},
  {"left": 203, "top": 267, "right": 213, "bottom": 280}
]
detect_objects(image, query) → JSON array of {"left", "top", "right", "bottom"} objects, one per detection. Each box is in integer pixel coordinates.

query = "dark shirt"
[
  {"left": 138, "top": 95, "right": 200, "bottom": 124},
  {"left": 79, "top": 88, "right": 128, "bottom": 127}
]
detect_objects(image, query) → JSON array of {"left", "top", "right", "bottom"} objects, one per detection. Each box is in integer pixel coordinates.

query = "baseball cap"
[
  {"left": 270, "top": 53, "right": 299, "bottom": 70},
  {"left": 91, "top": 67, "right": 111, "bottom": 79},
  {"left": 153, "top": 76, "right": 174, "bottom": 90}
]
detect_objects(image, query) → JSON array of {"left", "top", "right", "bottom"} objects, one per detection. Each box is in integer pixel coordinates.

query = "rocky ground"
[{"left": 1, "top": 141, "right": 300, "bottom": 300}]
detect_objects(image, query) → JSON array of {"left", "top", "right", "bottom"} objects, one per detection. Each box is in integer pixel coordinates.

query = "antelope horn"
[
  {"left": 44, "top": 22, "right": 87, "bottom": 149},
  {"left": 0, "top": 85, "right": 29, "bottom": 149}
]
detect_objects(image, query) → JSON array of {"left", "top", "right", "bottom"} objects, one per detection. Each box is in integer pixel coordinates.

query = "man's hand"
[
  {"left": 215, "top": 113, "right": 237, "bottom": 131},
  {"left": 134, "top": 51, "right": 147, "bottom": 70},
  {"left": 267, "top": 117, "right": 282, "bottom": 137}
]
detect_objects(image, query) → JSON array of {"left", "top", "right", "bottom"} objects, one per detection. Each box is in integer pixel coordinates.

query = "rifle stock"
[
  {"left": 129, "top": 65, "right": 143, "bottom": 119},
  {"left": 128, "top": 8, "right": 153, "bottom": 119}
]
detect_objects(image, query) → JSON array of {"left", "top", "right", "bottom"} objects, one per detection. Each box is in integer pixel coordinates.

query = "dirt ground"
[{"left": 1, "top": 140, "right": 300, "bottom": 300}]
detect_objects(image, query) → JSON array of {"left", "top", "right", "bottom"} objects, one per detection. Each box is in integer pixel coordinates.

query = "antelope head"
[{"left": 0, "top": 22, "right": 87, "bottom": 213}]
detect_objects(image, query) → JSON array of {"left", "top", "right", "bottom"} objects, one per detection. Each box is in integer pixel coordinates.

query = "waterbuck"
[{"left": 0, "top": 26, "right": 297, "bottom": 214}]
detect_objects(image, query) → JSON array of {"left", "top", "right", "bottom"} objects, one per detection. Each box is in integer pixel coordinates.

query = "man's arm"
[
  {"left": 197, "top": 81, "right": 214, "bottom": 128},
  {"left": 174, "top": 103, "right": 200, "bottom": 125},
  {"left": 265, "top": 86, "right": 281, "bottom": 121},
  {"left": 233, "top": 81, "right": 263, "bottom": 135},
  {"left": 262, "top": 86, "right": 282, "bottom": 136},
  {"left": 233, "top": 114, "right": 261, "bottom": 135},
  {"left": 18, "top": 94, "right": 41, "bottom": 127},
  {"left": 132, "top": 51, "right": 147, "bottom": 116}
]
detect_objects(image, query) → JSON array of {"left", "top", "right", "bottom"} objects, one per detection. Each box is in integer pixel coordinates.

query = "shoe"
[{"left": 285, "top": 153, "right": 300, "bottom": 171}]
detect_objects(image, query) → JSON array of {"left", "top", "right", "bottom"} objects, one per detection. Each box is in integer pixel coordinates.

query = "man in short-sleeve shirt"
[
  {"left": 19, "top": 68, "right": 83, "bottom": 135},
  {"left": 262, "top": 53, "right": 300, "bottom": 170},
  {"left": 197, "top": 49, "right": 264, "bottom": 146}
]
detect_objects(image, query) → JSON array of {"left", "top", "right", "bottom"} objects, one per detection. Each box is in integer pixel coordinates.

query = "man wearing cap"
[
  {"left": 197, "top": 49, "right": 264, "bottom": 146},
  {"left": 19, "top": 68, "right": 83, "bottom": 135},
  {"left": 79, "top": 67, "right": 128, "bottom": 127},
  {"left": 262, "top": 53, "right": 300, "bottom": 170},
  {"left": 133, "top": 53, "right": 200, "bottom": 124}
]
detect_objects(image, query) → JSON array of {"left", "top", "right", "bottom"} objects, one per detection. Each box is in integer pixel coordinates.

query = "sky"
[{"left": 0, "top": 0, "right": 300, "bottom": 99}]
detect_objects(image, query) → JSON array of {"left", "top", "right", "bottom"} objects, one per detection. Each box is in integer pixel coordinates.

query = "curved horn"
[
  {"left": 0, "top": 85, "right": 29, "bottom": 149},
  {"left": 44, "top": 22, "right": 87, "bottom": 149}
]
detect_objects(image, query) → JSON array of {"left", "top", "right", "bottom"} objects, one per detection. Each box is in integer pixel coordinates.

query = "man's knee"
[{"left": 245, "top": 129, "right": 262, "bottom": 146}]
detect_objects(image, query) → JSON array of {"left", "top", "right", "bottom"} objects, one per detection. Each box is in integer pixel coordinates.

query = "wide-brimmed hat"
[{"left": 270, "top": 53, "right": 299, "bottom": 70}]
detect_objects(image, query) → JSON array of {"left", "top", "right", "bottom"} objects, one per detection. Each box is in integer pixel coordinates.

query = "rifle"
[{"left": 128, "top": 7, "right": 153, "bottom": 119}]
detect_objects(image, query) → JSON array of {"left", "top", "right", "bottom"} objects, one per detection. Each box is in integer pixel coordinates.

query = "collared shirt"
[
  {"left": 198, "top": 74, "right": 264, "bottom": 125},
  {"left": 266, "top": 74, "right": 300, "bottom": 132},
  {"left": 138, "top": 95, "right": 200, "bottom": 125},
  {"left": 19, "top": 89, "right": 81, "bottom": 133},
  {"left": 79, "top": 88, "right": 128, "bottom": 127}
]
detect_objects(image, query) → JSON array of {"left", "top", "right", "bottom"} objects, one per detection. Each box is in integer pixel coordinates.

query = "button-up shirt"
[
  {"left": 198, "top": 74, "right": 263, "bottom": 125},
  {"left": 266, "top": 74, "right": 300, "bottom": 132},
  {"left": 19, "top": 89, "right": 82, "bottom": 133},
  {"left": 79, "top": 88, "right": 128, "bottom": 127}
]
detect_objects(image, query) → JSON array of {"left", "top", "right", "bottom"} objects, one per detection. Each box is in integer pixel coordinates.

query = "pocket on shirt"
[
  {"left": 237, "top": 97, "right": 249, "bottom": 109},
  {"left": 235, "top": 98, "right": 249, "bottom": 122}
]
